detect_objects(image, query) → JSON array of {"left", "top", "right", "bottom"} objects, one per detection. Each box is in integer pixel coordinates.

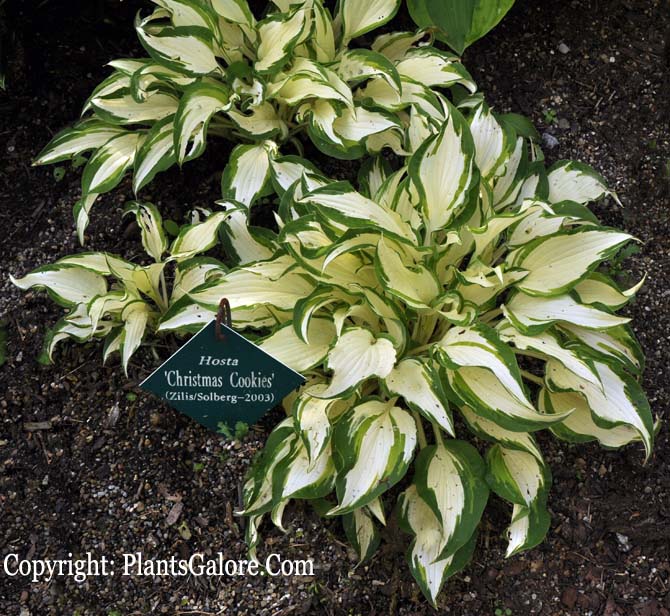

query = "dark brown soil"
[{"left": 1, "top": 1, "right": 669, "bottom": 615}]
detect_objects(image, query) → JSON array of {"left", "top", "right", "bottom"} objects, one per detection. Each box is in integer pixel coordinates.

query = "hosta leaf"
[
  {"left": 329, "top": 399, "right": 416, "bottom": 514},
  {"left": 414, "top": 442, "right": 488, "bottom": 558},
  {"left": 395, "top": 47, "right": 476, "bottom": 92},
  {"left": 409, "top": 105, "right": 476, "bottom": 233},
  {"left": 221, "top": 141, "right": 277, "bottom": 206},
  {"left": 90, "top": 92, "right": 179, "bottom": 125},
  {"left": 485, "top": 444, "right": 551, "bottom": 557},
  {"left": 375, "top": 238, "right": 440, "bottom": 309},
  {"left": 559, "top": 322, "right": 643, "bottom": 375},
  {"left": 460, "top": 406, "right": 543, "bottom": 460},
  {"left": 273, "top": 439, "right": 335, "bottom": 502},
  {"left": 343, "top": 507, "right": 381, "bottom": 563},
  {"left": 171, "top": 257, "right": 225, "bottom": 302},
  {"left": 574, "top": 272, "right": 644, "bottom": 309},
  {"left": 540, "top": 387, "right": 644, "bottom": 450},
  {"left": 189, "top": 264, "right": 314, "bottom": 311},
  {"left": 510, "top": 229, "right": 633, "bottom": 296},
  {"left": 333, "top": 105, "right": 400, "bottom": 143},
  {"left": 81, "top": 132, "right": 144, "bottom": 195},
  {"left": 384, "top": 358, "right": 455, "bottom": 435},
  {"left": 505, "top": 501, "right": 550, "bottom": 558},
  {"left": 34, "top": 120, "right": 125, "bottom": 165},
  {"left": 11, "top": 265, "right": 107, "bottom": 307},
  {"left": 337, "top": 49, "right": 401, "bottom": 91},
  {"left": 136, "top": 19, "right": 220, "bottom": 75},
  {"left": 545, "top": 359, "right": 654, "bottom": 458},
  {"left": 133, "top": 116, "right": 176, "bottom": 192},
  {"left": 398, "top": 485, "right": 478, "bottom": 606},
  {"left": 218, "top": 206, "right": 276, "bottom": 265},
  {"left": 293, "top": 383, "right": 340, "bottom": 463},
  {"left": 503, "top": 292, "right": 631, "bottom": 335},
  {"left": 124, "top": 201, "right": 168, "bottom": 261},
  {"left": 468, "top": 100, "right": 506, "bottom": 179},
  {"left": 301, "top": 183, "right": 415, "bottom": 242},
  {"left": 258, "top": 318, "right": 336, "bottom": 372},
  {"left": 74, "top": 193, "right": 100, "bottom": 244},
  {"left": 227, "top": 102, "right": 284, "bottom": 139},
  {"left": 169, "top": 211, "right": 230, "bottom": 260},
  {"left": 119, "top": 300, "right": 152, "bottom": 375},
  {"left": 174, "top": 81, "right": 233, "bottom": 163},
  {"left": 209, "top": 0, "right": 255, "bottom": 27},
  {"left": 497, "top": 320, "right": 600, "bottom": 388},
  {"left": 255, "top": 8, "right": 309, "bottom": 74},
  {"left": 547, "top": 160, "right": 615, "bottom": 205},
  {"left": 340, "top": 0, "right": 401, "bottom": 41},
  {"left": 318, "top": 327, "right": 396, "bottom": 398},
  {"left": 242, "top": 418, "right": 296, "bottom": 516}
]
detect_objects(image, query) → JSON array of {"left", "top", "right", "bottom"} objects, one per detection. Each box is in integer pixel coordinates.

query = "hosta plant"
[
  {"left": 11, "top": 202, "right": 228, "bottom": 373},
  {"left": 33, "top": 0, "right": 476, "bottom": 244},
  {"left": 150, "top": 101, "right": 652, "bottom": 603}
]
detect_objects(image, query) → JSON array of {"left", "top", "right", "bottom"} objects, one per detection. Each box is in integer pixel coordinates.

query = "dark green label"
[{"left": 140, "top": 321, "right": 305, "bottom": 432}]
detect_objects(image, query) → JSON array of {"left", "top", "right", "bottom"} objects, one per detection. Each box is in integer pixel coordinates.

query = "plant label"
[{"left": 140, "top": 320, "right": 305, "bottom": 432}]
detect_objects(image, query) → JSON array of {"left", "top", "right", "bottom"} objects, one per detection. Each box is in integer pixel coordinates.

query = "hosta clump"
[
  {"left": 32, "top": 0, "right": 475, "bottom": 242},
  {"left": 11, "top": 203, "right": 228, "bottom": 373},
  {"left": 159, "top": 102, "right": 653, "bottom": 604}
]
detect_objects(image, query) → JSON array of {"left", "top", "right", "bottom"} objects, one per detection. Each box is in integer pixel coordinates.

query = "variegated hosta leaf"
[
  {"left": 272, "top": 438, "right": 335, "bottom": 503},
  {"left": 413, "top": 441, "right": 488, "bottom": 558},
  {"left": 395, "top": 47, "right": 476, "bottom": 92},
  {"left": 255, "top": 8, "right": 309, "bottom": 74},
  {"left": 343, "top": 507, "right": 381, "bottom": 563},
  {"left": 218, "top": 205, "right": 276, "bottom": 265},
  {"left": 375, "top": 238, "right": 440, "bottom": 310},
  {"left": 124, "top": 201, "right": 167, "bottom": 262},
  {"left": 409, "top": 105, "right": 476, "bottom": 233},
  {"left": 384, "top": 358, "right": 454, "bottom": 435},
  {"left": 503, "top": 292, "right": 631, "bottom": 335},
  {"left": 509, "top": 228, "right": 634, "bottom": 296},
  {"left": 90, "top": 91, "right": 179, "bottom": 125},
  {"left": 329, "top": 399, "right": 416, "bottom": 514},
  {"left": 119, "top": 301, "right": 152, "bottom": 375},
  {"left": 398, "top": 485, "right": 478, "bottom": 606},
  {"left": 169, "top": 211, "right": 230, "bottom": 260},
  {"left": 133, "top": 116, "right": 176, "bottom": 193},
  {"left": 34, "top": 120, "right": 125, "bottom": 165},
  {"left": 11, "top": 265, "right": 107, "bottom": 307},
  {"left": 189, "top": 260, "right": 314, "bottom": 312},
  {"left": 339, "top": 0, "right": 401, "bottom": 41},
  {"left": 81, "top": 132, "right": 144, "bottom": 195},
  {"left": 559, "top": 322, "right": 644, "bottom": 375},
  {"left": 292, "top": 383, "right": 341, "bottom": 464},
  {"left": 539, "top": 387, "right": 644, "bottom": 451},
  {"left": 435, "top": 324, "right": 571, "bottom": 431},
  {"left": 485, "top": 444, "right": 551, "bottom": 557},
  {"left": 174, "top": 81, "right": 232, "bottom": 163},
  {"left": 300, "top": 183, "right": 416, "bottom": 242},
  {"left": 135, "top": 15, "right": 220, "bottom": 75},
  {"left": 547, "top": 160, "right": 617, "bottom": 205},
  {"left": 317, "top": 327, "right": 396, "bottom": 398},
  {"left": 460, "top": 406, "right": 543, "bottom": 461},
  {"left": 258, "top": 318, "right": 337, "bottom": 372},
  {"left": 221, "top": 141, "right": 277, "bottom": 206},
  {"left": 241, "top": 418, "right": 296, "bottom": 516},
  {"left": 544, "top": 359, "right": 654, "bottom": 458},
  {"left": 497, "top": 320, "right": 600, "bottom": 388},
  {"left": 574, "top": 272, "right": 644, "bottom": 309}
]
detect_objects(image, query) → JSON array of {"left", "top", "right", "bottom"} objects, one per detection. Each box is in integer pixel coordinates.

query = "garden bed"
[{"left": 0, "top": 0, "right": 669, "bottom": 614}]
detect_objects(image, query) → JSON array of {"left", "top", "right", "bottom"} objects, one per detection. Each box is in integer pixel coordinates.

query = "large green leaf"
[{"left": 408, "top": 0, "right": 516, "bottom": 55}]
